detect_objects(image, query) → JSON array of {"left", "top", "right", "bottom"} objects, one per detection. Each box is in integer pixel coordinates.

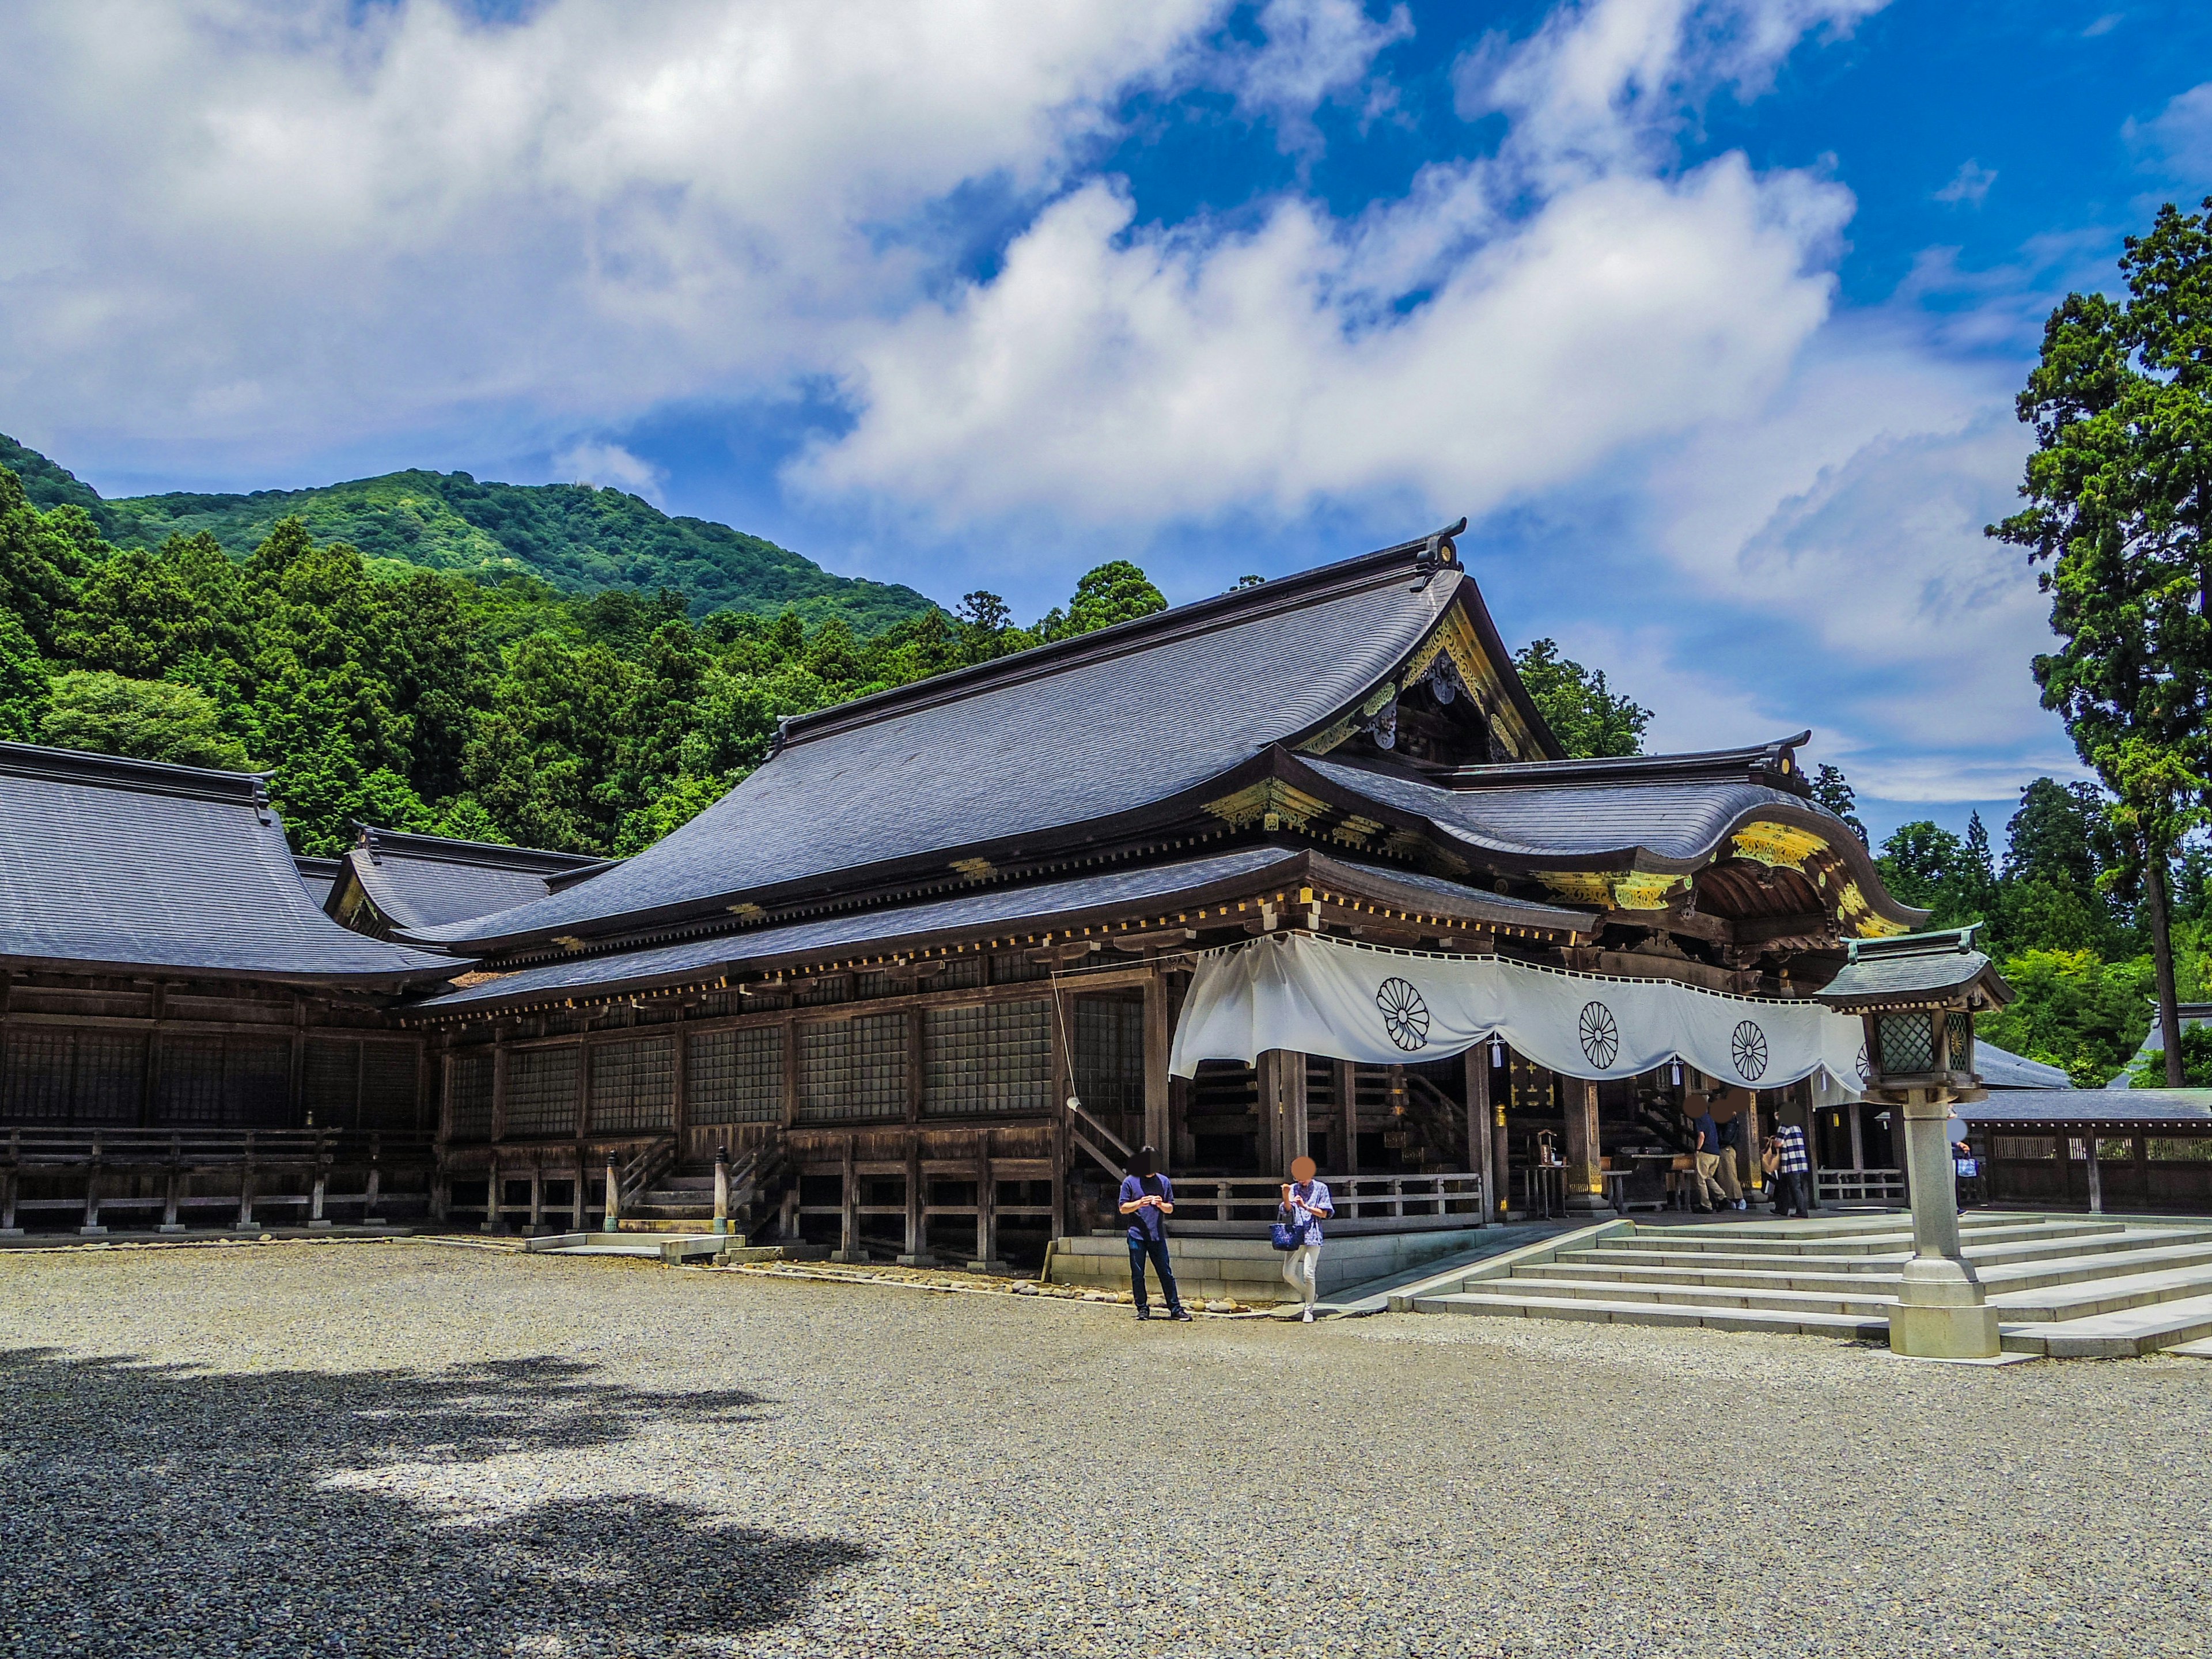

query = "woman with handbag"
[{"left": 1276, "top": 1155, "right": 1334, "bottom": 1322}]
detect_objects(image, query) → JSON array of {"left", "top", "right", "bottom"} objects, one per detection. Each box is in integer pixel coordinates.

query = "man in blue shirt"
[{"left": 1119, "top": 1146, "right": 1190, "bottom": 1321}]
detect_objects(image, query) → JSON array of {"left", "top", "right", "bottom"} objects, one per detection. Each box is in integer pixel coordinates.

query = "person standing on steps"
[
  {"left": 1687, "top": 1097, "right": 1728, "bottom": 1214},
  {"left": 1772, "top": 1119, "right": 1812, "bottom": 1218},
  {"left": 1120, "top": 1147, "right": 1190, "bottom": 1321},
  {"left": 1279, "top": 1155, "right": 1334, "bottom": 1323}
]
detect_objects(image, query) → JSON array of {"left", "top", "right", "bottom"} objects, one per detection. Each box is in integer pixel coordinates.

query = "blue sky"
[{"left": 4, "top": 2, "right": 2211, "bottom": 847}]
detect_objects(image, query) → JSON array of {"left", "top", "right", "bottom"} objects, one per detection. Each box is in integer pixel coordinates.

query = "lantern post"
[{"left": 1813, "top": 927, "right": 2013, "bottom": 1361}]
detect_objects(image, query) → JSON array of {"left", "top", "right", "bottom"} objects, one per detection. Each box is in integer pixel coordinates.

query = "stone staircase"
[
  {"left": 1387, "top": 1211, "right": 2212, "bottom": 1358},
  {"left": 616, "top": 1150, "right": 790, "bottom": 1237}
]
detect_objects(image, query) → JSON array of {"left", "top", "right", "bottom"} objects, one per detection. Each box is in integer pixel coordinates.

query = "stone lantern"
[{"left": 1813, "top": 926, "right": 2013, "bottom": 1361}]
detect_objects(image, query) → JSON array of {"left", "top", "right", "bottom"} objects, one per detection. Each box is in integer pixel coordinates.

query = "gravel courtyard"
[{"left": 1, "top": 1238, "right": 2203, "bottom": 1659}]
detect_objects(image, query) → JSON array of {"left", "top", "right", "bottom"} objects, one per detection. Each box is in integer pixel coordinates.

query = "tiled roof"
[
  {"left": 1306, "top": 755, "right": 1826, "bottom": 864},
  {"left": 0, "top": 744, "right": 460, "bottom": 983},
  {"left": 1959, "top": 1092, "right": 2212, "bottom": 1125},
  {"left": 407, "top": 541, "right": 1488, "bottom": 951},
  {"left": 1813, "top": 927, "right": 2009, "bottom": 1009},
  {"left": 1975, "top": 1041, "right": 2072, "bottom": 1091},
  {"left": 294, "top": 855, "right": 343, "bottom": 908},
  {"left": 410, "top": 846, "right": 1589, "bottom": 1017},
  {"left": 338, "top": 826, "right": 612, "bottom": 933}
]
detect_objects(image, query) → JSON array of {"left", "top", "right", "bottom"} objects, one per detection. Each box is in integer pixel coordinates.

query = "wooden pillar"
[
  {"left": 1142, "top": 970, "right": 1172, "bottom": 1160},
  {"left": 1336, "top": 1059, "right": 1358, "bottom": 1175},
  {"left": 1254, "top": 1051, "right": 1279, "bottom": 1175},
  {"left": 490, "top": 1040, "right": 509, "bottom": 1144},
  {"left": 309, "top": 1132, "right": 331, "bottom": 1229},
  {"left": 1849, "top": 1103, "right": 1866, "bottom": 1171},
  {"left": 1283, "top": 1052, "right": 1309, "bottom": 1172},
  {"left": 234, "top": 1139, "right": 258, "bottom": 1232},
  {"left": 836, "top": 1134, "right": 859, "bottom": 1261},
  {"left": 528, "top": 1159, "right": 545, "bottom": 1233},
  {"left": 570, "top": 1145, "right": 587, "bottom": 1230},
  {"left": 973, "top": 1137, "right": 998, "bottom": 1270},
  {"left": 481, "top": 1147, "right": 504, "bottom": 1233},
  {"left": 601, "top": 1150, "right": 620, "bottom": 1232},
  {"left": 713, "top": 1144, "right": 732, "bottom": 1234},
  {"left": 672, "top": 1009, "right": 690, "bottom": 1141},
  {"left": 1464, "top": 1047, "right": 1493, "bottom": 1228},
  {"left": 363, "top": 1139, "right": 384, "bottom": 1226},
  {"left": 79, "top": 1139, "right": 105, "bottom": 1237},
  {"left": 1742, "top": 1089, "right": 1764, "bottom": 1195},
  {"left": 1565, "top": 1078, "right": 1608, "bottom": 1214},
  {"left": 160, "top": 1139, "right": 183, "bottom": 1233},
  {"left": 2086, "top": 1139, "right": 2104, "bottom": 1214},
  {"left": 899, "top": 1140, "right": 926, "bottom": 1264}
]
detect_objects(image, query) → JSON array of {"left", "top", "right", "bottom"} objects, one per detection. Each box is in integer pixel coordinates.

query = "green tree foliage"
[
  {"left": 1977, "top": 949, "right": 2157, "bottom": 1088},
  {"left": 0, "top": 432, "right": 933, "bottom": 634},
  {"left": 1809, "top": 763, "right": 1868, "bottom": 844},
  {"left": 0, "top": 474, "right": 1226, "bottom": 861},
  {"left": 2130, "top": 1023, "right": 2212, "bottom": 1088},
  {"left": 1512, "top": 639, "right": 1652, "bottom": 758},
  {"left": 1989, "top": 198, "right": 2212, "bottom": 1083},
  {"left": 39, "top": 671, "right": 251, "bottom": 770}
]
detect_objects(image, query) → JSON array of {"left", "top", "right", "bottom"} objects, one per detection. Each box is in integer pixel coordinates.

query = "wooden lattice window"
[
  {"left": 153, "top": 1034, "right": 290, "bottom": 1127},
  {"left": 932, "top": 959, "right": 986, "bottom": 992},
  {"left": 0, "top": 1028, "right": 146, "bottom": 1124},
  {"left": 797, "top": 976, "right": 852, "bottom": 1007},
  {"left": 448, "top": 1051, "right": 494, "bottom": 1141},
  {"left": 990, "top": 951, "right": 1050, "bottom": 984},
  {"left": 506, "top": 1046, "right": 581, "bottom": 1138},
  {"left": 855, "top": 972, "right": 897, "bottom": 1001},
  {"left": 923, "top": 1001, "right": 1051, "bottom": 1117},
  {"left": 1073, "top": 995, "right": 1144, "bottom": 1118},
  {"left": 1992, "top": 1135, "right": 2055, "bottom": 1161},
  {"left": 302, "top": 1037, "right": 422, "bottom": 1131},
  {"left": 796, "top": 1013, "right": 907, "bottom": 1123},
  {"left": 691, "top": 1027, "right": 784, "bottom": 1124},
  {"left": 590, "top": 1037, "right": 675, "bottom": 1133}
]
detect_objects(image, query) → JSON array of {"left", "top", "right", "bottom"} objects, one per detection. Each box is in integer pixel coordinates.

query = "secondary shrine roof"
[
  {"left": 331, "top": 825, "right": 613, "bottom": 935},
  {"left": 407, "top": 845, "right": 1589, "bottom": 1020},
  {"left": 0, "top": 743, "right": 460, "bottom": 984}
]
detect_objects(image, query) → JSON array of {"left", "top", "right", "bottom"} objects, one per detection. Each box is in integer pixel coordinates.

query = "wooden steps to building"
[{"left": 1387, "top": 1212, "right": 2212, "bottom": 1358}]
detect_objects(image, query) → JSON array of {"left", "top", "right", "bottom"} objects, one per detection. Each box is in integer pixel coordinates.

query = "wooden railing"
[
  {"left": 1154, "top": 1172, "right": 1486, "bottom": 1236},
  {"left": 0, "top": 1127, "right": 433, "bottom": 1234},
  {"left": 1066, "top": 1099, "right": 1134, "bottom": 1181},
  {"left": 1816, "top": 1167, "right": 1906, "bottom": 1205}
]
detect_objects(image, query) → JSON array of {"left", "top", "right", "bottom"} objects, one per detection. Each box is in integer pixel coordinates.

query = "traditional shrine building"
[
  {"left": 389, "top": 528, "right": 1926, "bottom": 1259},
  {"left": 0, "top": 528, "right": 1945, "bottom": 1250},
  {"left": 0, "top": 746, "right": 453, "bottom": 1234}
]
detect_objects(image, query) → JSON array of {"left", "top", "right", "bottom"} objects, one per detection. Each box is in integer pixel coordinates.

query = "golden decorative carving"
[
  {"left": 1203, "top": 779, "right": 1332, "bottom": 832},
  {"left": 1730, "top": 821, "right": 1830, "bottom": 871},
  {"left": 1535, "top": 870, "right": 1684, "bottom": 910}
]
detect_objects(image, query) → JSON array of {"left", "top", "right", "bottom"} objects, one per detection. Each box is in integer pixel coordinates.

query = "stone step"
[
  {"left": 1414, "top": 1288, "right": 1887, "bottom": 1340},
  {"left": 1603, "top": 1218, "right": 2130, "bottom": 1259},
  {"left": 1481, "top": 1274, "right": 1897, "bottom": 1317},
  {"left": 1528, "top": 1236, "right": 2212, "bottom": 1298},
  {"left": 1986, "top": 1262, "right": 2212, "bottom": 1324},
  {"left": 1557, "top": 1226, "right": 2207, "bottom": 1280},
  {"left": 2001, "top": 1292, "right": 2212, "bottom": 1358}
]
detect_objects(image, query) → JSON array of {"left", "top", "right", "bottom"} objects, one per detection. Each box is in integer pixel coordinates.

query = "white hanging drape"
[{"left": 1169, "top": 933, "right": 1867, "bottom": 1090}]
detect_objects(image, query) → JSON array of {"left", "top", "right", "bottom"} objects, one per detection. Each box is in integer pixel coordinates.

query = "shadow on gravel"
[{"left": 0, "top": 1347, "right": 869, "bottom": 1659}]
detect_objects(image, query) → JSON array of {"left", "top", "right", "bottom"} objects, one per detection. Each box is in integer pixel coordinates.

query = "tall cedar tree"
[{"left": 1991, "top": 199, "right": 2212, "bottom": 1084}]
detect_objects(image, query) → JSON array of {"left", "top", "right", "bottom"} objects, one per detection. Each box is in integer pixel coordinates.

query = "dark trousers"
[
  {"left": 1128, "top": 1235, "right": 1183, "bottom": 1314},
  {"left": 1778, "top": 1171, "right": 1811, "bottom": 1217}
]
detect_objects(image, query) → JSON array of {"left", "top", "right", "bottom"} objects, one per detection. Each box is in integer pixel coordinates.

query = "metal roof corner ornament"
[
  {"left": 1813, "top": 926, "right": 2016, "bottom": 1361},
  {"left": 1411, "top": 517, "right": 1467, "bottom": 590}
]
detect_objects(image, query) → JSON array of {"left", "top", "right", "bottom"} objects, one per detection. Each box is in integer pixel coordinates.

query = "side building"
[{"left": 0, "top": 745, "right": 460, "bottom": 1234}]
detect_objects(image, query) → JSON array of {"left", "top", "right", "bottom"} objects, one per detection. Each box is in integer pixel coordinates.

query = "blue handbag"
[{"left": 1271, "top": 1211, "right": 1309, "bottom": 1252}]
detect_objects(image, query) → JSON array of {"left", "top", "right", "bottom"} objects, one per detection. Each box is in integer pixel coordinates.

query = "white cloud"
[
  {"left": 554, "top": 440, "right": 666, "bottom": 500},
  {"left": 0, "top": 0, "right": 1231, "bottom": 461},
  {"left": 2127, "top": 81, "right": 2212, "bottom": 183},
  {"left": 798, "top": 0, "right": 1878, "bottom": 525},
  {"left": 1226, "top": 0, "right": 1414, "bottom": 149},
  {"left": 1934, "top": 158, "right": 1996, "bottom": 206}
]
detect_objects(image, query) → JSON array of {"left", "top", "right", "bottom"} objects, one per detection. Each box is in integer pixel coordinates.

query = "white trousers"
[{"left": 1281, "top": 1243, "right": 1321, "bottom": 1307}]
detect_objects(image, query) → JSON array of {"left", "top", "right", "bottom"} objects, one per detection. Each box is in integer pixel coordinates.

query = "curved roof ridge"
[
  {"left": 355, "top": 823, "right": 610, "bottom": 875},
  {"left": 0, "top": 740, "right": 271, "bottom": 808},
  {"left": 780, "top": 526, "right": 1465, "bottom": 748}
]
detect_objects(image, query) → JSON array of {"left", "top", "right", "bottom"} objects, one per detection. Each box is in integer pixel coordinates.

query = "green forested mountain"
[{"left": 0, "top": 434, "right": 933, "bottom": 633}]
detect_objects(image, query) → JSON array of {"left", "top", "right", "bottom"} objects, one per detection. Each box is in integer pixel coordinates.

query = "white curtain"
[{"left": 1170, "top": 933, "right": 1866, "bottom": 1090}]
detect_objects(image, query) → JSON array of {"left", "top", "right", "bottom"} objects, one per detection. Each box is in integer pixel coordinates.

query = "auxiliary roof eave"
[{"left": 403, "top": 845, "right": 1594, "bottom": 1022}]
